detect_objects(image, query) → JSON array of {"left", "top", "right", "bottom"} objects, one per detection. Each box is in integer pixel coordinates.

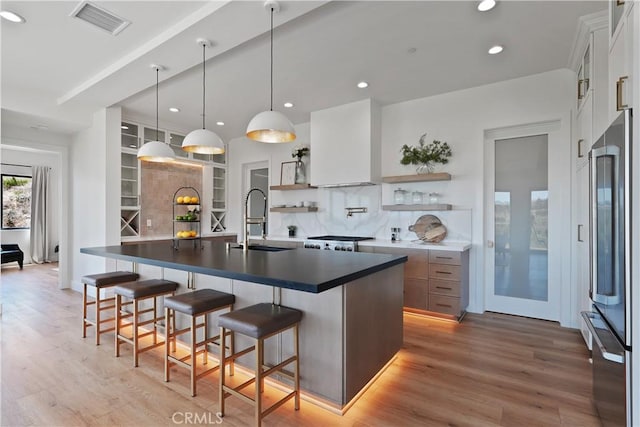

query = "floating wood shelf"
[
  {"left": 270, "top": 184, "right": 317, "bottom": 191},
  {"left": 270, "top": 207, "right": 319, "bottom": 213},
  {"left": 382, "top": 204, "right": 452, "bottom": 211},
  {"left": 382, "top": 173, "right": 451, "bottom": 183}
]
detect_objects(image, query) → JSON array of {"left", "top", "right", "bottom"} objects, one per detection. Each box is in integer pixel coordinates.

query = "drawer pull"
[
  {"left": 435, "top": 271, "right": 452, "bottom": 275},
  {"left": 435, "top": 286, "right": 452, "bottom": 290},
  {"left": 436, "top": 303, "right": 452, "bottom": 308},
  {"left": 435, "top": 256, "right": 452, "bottom": 260},
  {"left": 617, "top": 0, "right": 625, "bottom": 5}
]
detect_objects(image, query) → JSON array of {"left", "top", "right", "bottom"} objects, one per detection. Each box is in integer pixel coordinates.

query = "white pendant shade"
[
  {"left": 246, "top": 110, "right": 296, "bottom": 143},
  {"left": 182, "top": 128, "right": 225, "bottom": 154},
  {"left": 137, "top": 140, "right": 175, "bottom": 163}
]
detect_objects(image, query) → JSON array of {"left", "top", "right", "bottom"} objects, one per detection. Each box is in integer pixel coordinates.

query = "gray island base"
[{"left": 81, "top": 241, "right": 407, "bottom": 411}]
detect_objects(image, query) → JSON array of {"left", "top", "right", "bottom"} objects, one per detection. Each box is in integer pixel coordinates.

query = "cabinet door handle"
[
  {"left": 578, "top": 224, "right": 584, "bottom": 242},
  {"left": 577, "top": 139, "right": 584, "bottom": 158},
  {"left": 577, "top": 79, "right": 584, "bottom": 100},
  {"left": 616, "top": 76, "right": 629, "bottom": 111},
  {"left": 617, "top": 0, "right": 625, "bottom": 6}
]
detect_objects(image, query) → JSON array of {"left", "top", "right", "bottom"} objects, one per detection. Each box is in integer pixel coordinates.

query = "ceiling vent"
[{"left": 70, "top": 1, "right": 130, "bottom": 36}]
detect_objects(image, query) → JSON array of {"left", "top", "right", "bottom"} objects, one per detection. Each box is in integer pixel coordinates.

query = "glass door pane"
[{"left": 494, "top": 135, "right": 548, "bottom": 301}]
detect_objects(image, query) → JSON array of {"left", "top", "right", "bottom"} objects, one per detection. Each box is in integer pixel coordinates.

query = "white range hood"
[{"left": 310, "top": 98, "right": 381, "bottom": 187}]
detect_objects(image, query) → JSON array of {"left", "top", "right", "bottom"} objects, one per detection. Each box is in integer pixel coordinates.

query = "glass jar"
[
  {"left": 429, "top": 192, "right": 440, "bottom": 204},
  {"left": 394, "top": 188, "right": 406, "bottom": 204},
  {"left": 412, "top": 191, "right": 423, "bottom": 204}
]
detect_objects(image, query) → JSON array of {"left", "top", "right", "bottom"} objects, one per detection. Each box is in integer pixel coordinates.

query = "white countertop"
[{"left": 260, "top": 235, "right": 471, "bottom": 252}]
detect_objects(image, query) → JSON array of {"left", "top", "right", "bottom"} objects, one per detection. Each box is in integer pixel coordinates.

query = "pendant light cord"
[
  {"left": 202, "top": 43, "right": 206, "bottom": 129},
  {"left": 270, "top": 7, "right": 274, "bottom": 112},
  {"left": 155, "top": 67, "right": 159, "bottom": 141}
]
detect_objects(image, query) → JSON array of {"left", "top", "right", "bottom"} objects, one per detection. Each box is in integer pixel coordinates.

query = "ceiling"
[{"left": 1, "top": 0, "right": 606, "bottom": 140}]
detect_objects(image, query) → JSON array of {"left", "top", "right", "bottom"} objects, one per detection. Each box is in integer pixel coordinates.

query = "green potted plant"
[
  {"left": 291, "top": 145, "right": 310, "bottom": 184},
  {"left": 400, "top": 134, "right": 452, "bottom": 174},
  {"left": 287, "top": 225, "right": 297, "bottom": 238}
]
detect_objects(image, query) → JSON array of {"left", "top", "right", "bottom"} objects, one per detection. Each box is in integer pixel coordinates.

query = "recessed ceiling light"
[
  {"left": 284, "top": 102, "right": 294, "bottom": 108},
  {"left": 488, "top": 45, "right": 503, "bottom": 55},
  {"left": 477, "top": 0, "right": 496, "bottom": 12},
  {"left": 0, "top": 10, "right": 26, "bottom": 23},
  {"left": 357, "top": 81, "right": 369, "bottom": 89},
  {"left": 216, "top": 121, "right": 225, "bottom": 126},
  {"left": 121, "top": 125, "right": 129, "bottom": 130},
  {"left": 169, "top": 107, "right": 180, "bottom": 113}
]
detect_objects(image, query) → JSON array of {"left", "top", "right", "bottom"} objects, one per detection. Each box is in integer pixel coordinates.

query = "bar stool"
[
  {"left": 218, "top": 303, "right": 302, "bottom": 427},
  {"left": 82, "top": 271, "right": 139, "bottom": 345},
  {"left": 114, "top": 279, "right": 179, "bottom": 367},
  {"left": 164, "top": 289, "right": 235, "bottom": 397}
]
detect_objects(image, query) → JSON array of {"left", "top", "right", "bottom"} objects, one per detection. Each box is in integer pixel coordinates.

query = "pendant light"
[
  {"left": 137, "top": 65, "right": 175, "bottom": 163},
  {"left": 246, "top": 0, "right": 296, "bottom": 143},
  {"left": 182, "top": 39, "right": 225, "bottom": 155}
]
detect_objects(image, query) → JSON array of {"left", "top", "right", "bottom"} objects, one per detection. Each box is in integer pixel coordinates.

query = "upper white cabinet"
[
  {"left": 571, "top": 13, "right": 607, "bottom": 163},
  {"left": 310, "top": 99, "right": 381, "bottom": 186},
  {"left": 608, "top": 1, "right": 634, "bottom": 123}
]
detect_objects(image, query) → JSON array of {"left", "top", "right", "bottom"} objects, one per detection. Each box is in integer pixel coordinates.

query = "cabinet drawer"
[
  {"left": 429, "top": 264, "right": 460, "bottom": 281},
  {"left": 429, "top": 279, "right": 461, "bottom": 297},
  {"left": 429, "top": 295, "right": 461, "bottom": 317},
  {"left": 404, "top": 278, "right": 428, "bottom": 310},
  {"left": 429, "top": 250, "right": 461, "bottom": 265}
]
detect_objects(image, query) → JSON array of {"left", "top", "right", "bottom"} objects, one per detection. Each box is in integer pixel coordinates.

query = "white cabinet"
[
  {"left": 576, "top": 163, "right": 591, "bottom": 348},
  {"left": 121, "top": 121, "right": 141, "bottom": 238},
  {"left": 576, "top": 92, "right": 593, "bottom": 168},
  {"left": 310, "top": 99, "right": 381, "bottom": 186},
  {"left": 608, "top": 1, "right": 634, "bottom": 123}
]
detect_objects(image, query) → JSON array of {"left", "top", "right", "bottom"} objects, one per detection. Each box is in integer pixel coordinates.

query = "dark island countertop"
[{"left": 81, "top": 241, "right": 407, "bottom": 293}]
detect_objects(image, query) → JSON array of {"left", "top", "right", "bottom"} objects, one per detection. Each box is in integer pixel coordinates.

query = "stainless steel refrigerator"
[{"left": 582, "top": 109, "right": 632, "bottom": 427}]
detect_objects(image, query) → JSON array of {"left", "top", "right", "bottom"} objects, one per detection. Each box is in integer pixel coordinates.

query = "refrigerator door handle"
[{"left": 581, "top": 312, "right": 624, "bottom": 364}]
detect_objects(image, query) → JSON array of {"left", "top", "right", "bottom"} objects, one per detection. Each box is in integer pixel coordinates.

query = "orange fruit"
[
  {"left": 176, "top": 196, "right": 184, "bottom": 204},
  {"left": 191, "top": 196, "right": 199, "bottom": 204},
  {"left": 190, "top": 230, "right": 197, "bottom": 237}
]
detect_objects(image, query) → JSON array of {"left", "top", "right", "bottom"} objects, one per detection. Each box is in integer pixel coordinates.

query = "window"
[{"left": 2, "top": 174, "right": 32, "bottom": 229}]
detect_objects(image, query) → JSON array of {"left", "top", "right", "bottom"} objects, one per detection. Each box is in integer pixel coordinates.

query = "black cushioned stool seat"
[
  {"left": 114, "top": 279, "right": 178, "bottom": 367},
  {"left": 81, "top": 271, "right": 139, "bottom": 345},
  {"left": 218, "top": 303, "right": 302, "bottom": 339},
  {"left": 164, "top": 289, "right": 236, "bottom": 397},
  {"left": 218, "top": 303, "right": 302, "bottom": 426}
]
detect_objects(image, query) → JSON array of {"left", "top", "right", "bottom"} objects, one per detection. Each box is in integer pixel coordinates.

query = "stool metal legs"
[
  {"left": 219, "top": 323, "right": 300, "bottom": 427},
  {"left": 115, "top": 293, "right": 174, "bottom": 367},
  {"left": 164, "top": 305, "right": 234, "bottom": 397}
]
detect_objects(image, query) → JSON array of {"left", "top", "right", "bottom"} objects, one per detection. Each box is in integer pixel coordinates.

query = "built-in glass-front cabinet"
[{"left": 119, "top": 120, "right": 227, "bottom": 239}]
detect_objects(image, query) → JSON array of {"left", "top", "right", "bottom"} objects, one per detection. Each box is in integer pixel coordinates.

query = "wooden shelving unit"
[
  {"left": 270, "top": 207, "right": 319, "bottom": 213},
  {"left": 382, "top": 173, "right": 451, "bottom": 183},
  {"left": 382, "top": 204, "right": 452, "bottom": 211},
  {"left": 270, "top": 184, "right": 317, "bottom": 191}
]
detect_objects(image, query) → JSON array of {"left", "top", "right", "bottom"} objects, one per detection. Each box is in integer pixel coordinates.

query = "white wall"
[
  {"left": 70, "top": 107, "right": 121, "bottom": 291},
  {"left": 1, "top": 126, "right": 71, "bottom": 288},
  {"left": 227, "top": 69, "right": 575, "bottom": 324},
  {"left": 382, "top": 69, "right": 575, "bottom": 323}
]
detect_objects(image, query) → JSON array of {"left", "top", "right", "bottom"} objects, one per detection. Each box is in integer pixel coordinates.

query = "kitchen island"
[{"left": 81, "top": 241, "right": 407, "bottom": 412}]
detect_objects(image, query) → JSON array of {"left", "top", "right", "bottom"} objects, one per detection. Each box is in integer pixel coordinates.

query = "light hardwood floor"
[{"left": 1, "top": 264, "right": 601, "bottom": 426}]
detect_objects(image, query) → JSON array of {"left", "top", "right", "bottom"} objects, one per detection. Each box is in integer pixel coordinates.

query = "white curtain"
[{"left": 30, "top": 166, "right": 51, "bottom": 263}]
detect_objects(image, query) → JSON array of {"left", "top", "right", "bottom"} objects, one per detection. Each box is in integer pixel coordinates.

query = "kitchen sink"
[{"left": 229, "top": 244, "right": 293, "bottom": 252}]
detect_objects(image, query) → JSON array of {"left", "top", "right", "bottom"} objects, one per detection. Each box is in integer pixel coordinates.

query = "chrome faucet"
[{"left": 243, "top": 188, "right": 267, "bottom": 252}]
